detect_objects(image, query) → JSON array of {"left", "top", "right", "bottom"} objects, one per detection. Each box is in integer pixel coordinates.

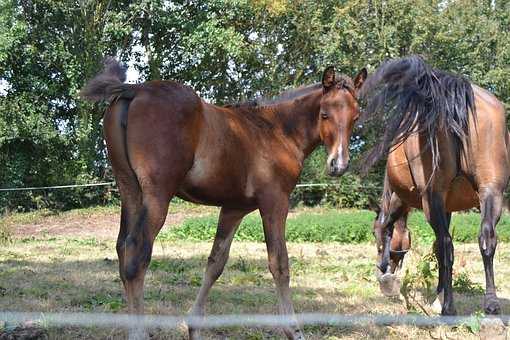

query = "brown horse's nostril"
[{"left": 330, "top": 158, "right": 337, "bottom": 168}]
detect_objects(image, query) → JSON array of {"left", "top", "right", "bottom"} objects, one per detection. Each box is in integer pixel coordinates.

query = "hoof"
[
  {"left": 431, "top": 291, "right": 444, "bottom": 314},
  {"left": 378, "top": 272, "right": 400, "bottom": 297},
  {"left": 128, "top": 328, "right": 149, "bottom": 340},
  {"left": 284, "top": 328, "right": 305, "bottom": 340},
  {"left": 484, "top": 294, "right": 501, "bottom": 315},
  {"left": 441, "top": 304, "right": 456, "bottom": 316},
  {"left": 188, "top": 328, "right": 203, "bottom": 340}
]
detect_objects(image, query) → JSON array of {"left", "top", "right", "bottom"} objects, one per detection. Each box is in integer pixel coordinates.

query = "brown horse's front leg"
[
  {"left": 478, "top": 186, "right": 504, "bottom": 314},
  {"left": 188, "top": 207, "right": 253, "bottom": 340},
  {"left": 259, "top": 194, "right": 304, "bottom": 340}
]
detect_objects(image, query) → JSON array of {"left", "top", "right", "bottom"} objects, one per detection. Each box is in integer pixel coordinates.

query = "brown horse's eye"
[{"left": 321, "top": 112, "right": 329, "bottom": 119}]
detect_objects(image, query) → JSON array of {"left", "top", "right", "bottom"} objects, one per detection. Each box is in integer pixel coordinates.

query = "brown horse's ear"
[
  {"left": 322, "top": 66, "right": 336, "bottom": 91},
  {"left": 354, "top": 67, "right": 368, "bottom": 90}
]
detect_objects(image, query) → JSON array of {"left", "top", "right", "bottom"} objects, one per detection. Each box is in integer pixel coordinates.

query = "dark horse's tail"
[
  {"left": 359, "top": 55, "right": 476, "bottom": 174},
  {"left": 80, "top": 57, "right": 137, "bottom": 102}
]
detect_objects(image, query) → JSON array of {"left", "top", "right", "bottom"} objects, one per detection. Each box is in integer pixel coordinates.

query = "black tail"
[
  {"left": 359, "top": 55, "right": 476, "bottom": 174},
  {"left": 80, "top": 57, "right": 136, "bottom": 102}
]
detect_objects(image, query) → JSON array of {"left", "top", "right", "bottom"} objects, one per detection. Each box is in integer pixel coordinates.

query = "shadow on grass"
[{"left": 1, "top": 254, "right": 505, "bottom": 339}]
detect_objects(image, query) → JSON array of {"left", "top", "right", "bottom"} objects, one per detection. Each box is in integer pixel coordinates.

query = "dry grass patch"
[{"left": 1, "top": 233, "right": 502, "bottom": 339}]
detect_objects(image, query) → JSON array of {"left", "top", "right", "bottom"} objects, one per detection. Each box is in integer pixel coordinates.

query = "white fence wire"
[
  {"left": 0, "top": 182, "right": 382, "bottom": 192},
  {"left": 0, "top": 311, "right": 504, "bottom": 330},
  {"left": 0, "top": 182, "right": 116, "bottom": 192}
]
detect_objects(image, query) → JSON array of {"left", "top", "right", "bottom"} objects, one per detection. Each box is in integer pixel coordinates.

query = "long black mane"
[{"left": 360, "top": 55, "right": 476, "bottom": 174}]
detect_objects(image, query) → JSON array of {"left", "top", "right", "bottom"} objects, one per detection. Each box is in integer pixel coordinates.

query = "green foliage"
[
  {"left": 0, "top": 219, "right": 11, "bottom": 244},
  {"left": 158, "top": 209, "right": 508, "bottom": 244},
  {"left": 463, "top": 311, "right": 484, "bottom": 334},
  {"left": 1, "top": 0, "right": 509, "bottom": 212},
  {"left": 453, "top": 271, "right": 485, "bottom": 295},
  {"left": 401, "top": 249, "right": 438, "bottom": 311}
]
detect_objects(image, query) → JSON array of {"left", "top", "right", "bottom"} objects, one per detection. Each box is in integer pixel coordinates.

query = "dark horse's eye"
[{"left": 321, "top": 112, "right": 329, "bottom": 119}]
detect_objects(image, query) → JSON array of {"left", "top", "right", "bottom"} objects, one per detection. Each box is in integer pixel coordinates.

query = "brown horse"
[
  {"left": 361, "top": 55, "right": 509, "bottom": 316},
  {"left": 81, "top": 58, "right": 367, "bottom": 339}
]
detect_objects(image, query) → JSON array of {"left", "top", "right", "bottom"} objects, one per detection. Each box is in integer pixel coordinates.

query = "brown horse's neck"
[{"left": 267, "top": 90, "right": 323, "bottom": 162}]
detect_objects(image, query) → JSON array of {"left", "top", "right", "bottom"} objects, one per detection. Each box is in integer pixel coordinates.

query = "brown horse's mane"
[
  {"left": 225, "top": 83, "right": 322, "bottom": 110},
  {"left": 222, "top": 75, "right": 355, "bottom": 135},
  {"left": 226, "top": 73, "right": 354, "bottom": 109}
]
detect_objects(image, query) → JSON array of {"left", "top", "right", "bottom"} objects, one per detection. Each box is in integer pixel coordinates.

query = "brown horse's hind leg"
[
  {"left": 478, "top": 186, "right": 504, "bottom": 314},
  {"left": 422, "top": 191, "right": 456, "bottom": 315},
  {"left": 188, "top": 207, "right": 253, "bottom": 339},
  {"left": 259, "top": 194, "right": 304, "bottom": 340},
  {"left": 117, "top": 188, "right": 171, "bottom": 339}
]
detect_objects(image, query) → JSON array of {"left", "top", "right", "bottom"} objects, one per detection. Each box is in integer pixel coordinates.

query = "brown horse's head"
[
  {"left": 319, "top": 66, "right": 367, "bottom": 176},
  {"left": 372, "top": 206, "right": 412, "bottom": 274}
]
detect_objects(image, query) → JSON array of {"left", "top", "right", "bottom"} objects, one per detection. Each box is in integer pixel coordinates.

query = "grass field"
[{"left": 1, "top": 203, "right": 510, "bottom": 339}]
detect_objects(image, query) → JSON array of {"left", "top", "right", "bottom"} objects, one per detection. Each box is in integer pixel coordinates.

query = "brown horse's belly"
[
  {"left": 177, "top": 157, "right": 257, "bottom": 208},
  {"left": 445, "top": 176, "right": 479, "bottom": 211},
  {"left": 391, "top": 175, "right": 479, "bottom": 212},
  {"left": 387, "top": 146, "right": 479, "bottom": 211}
]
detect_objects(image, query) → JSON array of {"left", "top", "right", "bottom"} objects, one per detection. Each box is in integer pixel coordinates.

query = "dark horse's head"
[
  {"left": 370, "top": 201, "right": 412, "bottom": 297},
  {"left": 371, "top": 205, "right": 412, "bottom": 274},
  {"left": 319, "top": 66, "right": 367, "bottom": 176}
]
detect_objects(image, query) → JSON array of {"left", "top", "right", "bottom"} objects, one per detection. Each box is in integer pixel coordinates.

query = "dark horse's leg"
[
  {"left": 422, "top": 191, "right": 456, "bottom": 315},
  {"left": 259, "top": 192, "right": 304, "bottom": 340},
  {"left": 188, "top": 207, "right": 253, "bottom": 339},
  {"left": 433, "top": 212, "right": 451, "bottom": 299},
  {"left": 378, "top": 193, "right": 406, "bottom": 274},
  {"left": 478, "top": 186, "right": 504, "bottom": 314}
]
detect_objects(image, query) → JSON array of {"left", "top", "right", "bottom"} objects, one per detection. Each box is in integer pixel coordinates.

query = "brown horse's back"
[{"left": 463, "top": 85, "right": 510, "bottom": 188}]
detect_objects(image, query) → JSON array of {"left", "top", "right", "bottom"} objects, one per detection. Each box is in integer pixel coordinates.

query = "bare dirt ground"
[{"left": 3, "top": 204, "right": 219, "bottom": 240}]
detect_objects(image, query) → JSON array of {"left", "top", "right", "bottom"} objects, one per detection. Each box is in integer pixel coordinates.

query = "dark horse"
[
  {"left": 362, "top": 55, "right": 509, "bottom": 315},
  {"left": 81, "top": 58, "right": 367, "bottom": 339}
]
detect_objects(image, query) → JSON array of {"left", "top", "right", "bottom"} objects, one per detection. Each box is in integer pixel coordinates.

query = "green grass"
[
  {"left": 158, "top": 209, "right": 510, "bottom": 244},
  {"left": 158, "top": 210, "right": 377, "bottom": 243},
  {"left": 1, "top": 205, "right": 506, "bottom": 339}
]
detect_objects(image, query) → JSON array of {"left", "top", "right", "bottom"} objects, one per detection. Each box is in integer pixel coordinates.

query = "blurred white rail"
[{"left": 0, "top": 311, "right": 503, "bottom": 329}]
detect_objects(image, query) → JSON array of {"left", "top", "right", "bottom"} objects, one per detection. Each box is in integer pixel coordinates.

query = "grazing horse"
[
  {"left": 81, "top": 58, "right": 367, "bottom": 339},
  {"left": 371, "top": 171, "right": 412, "bottom": 277},
  {"left": 361, "top": 55, "right": 509, "bottom": 315}
]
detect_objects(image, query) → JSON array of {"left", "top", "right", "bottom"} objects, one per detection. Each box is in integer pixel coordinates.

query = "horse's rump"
[{"left": 360, "top": 55, "right": 476, "bottom": 173}]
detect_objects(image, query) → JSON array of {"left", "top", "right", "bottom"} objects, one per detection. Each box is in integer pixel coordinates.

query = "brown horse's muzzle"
[{"left": 327, "top": 157, "right": 349, "bottom": 177}]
